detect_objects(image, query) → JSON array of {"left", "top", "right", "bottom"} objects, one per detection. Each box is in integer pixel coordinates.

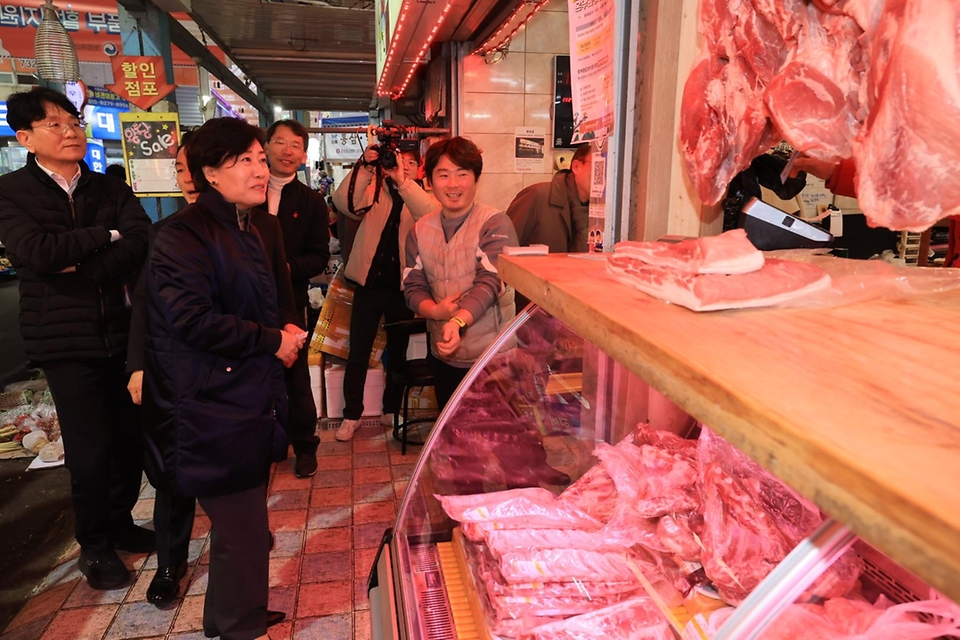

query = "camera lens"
[{"left": 380, "top": 149, "right": 398, "bottom": 170}]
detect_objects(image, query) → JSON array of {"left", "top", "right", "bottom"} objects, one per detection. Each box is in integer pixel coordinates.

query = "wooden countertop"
[{"left": 500, "top": 253, "right": 960, "bottom": 603}]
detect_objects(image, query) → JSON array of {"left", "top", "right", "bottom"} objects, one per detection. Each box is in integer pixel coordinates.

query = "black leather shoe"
[
  {"left": 146, "top": 560, "right": 188, "bottom": 603},
  {"left": 294, "top": 451, "right": 318, "bottom": 478},
  {"left": 114, "top": 525, "right": 157, "bottom": 553},
  {"left": 78, "top": 548, "right": 130, "bottom": 590},
  {"left": 203, "top": 610, "right": 286, "bottom": 637}
]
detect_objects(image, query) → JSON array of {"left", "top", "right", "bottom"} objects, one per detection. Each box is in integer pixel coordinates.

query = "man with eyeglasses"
[
  {"left": 264, "top": 119, "right": 330, "bottom": 478},
  {"left": 0, "top": 87, "right": 153, "bottom": 589}
]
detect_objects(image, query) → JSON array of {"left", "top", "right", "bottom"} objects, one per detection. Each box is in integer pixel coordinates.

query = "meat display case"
[{"left": 368, "top": 253, "right": 960, "bottom": 640}]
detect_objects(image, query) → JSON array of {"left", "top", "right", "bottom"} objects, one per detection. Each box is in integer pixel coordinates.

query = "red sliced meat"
[
  {"left": 486, "top": 528, "right": 626, "bottom": 559},
  {"left": 606, "top": 255, "right": 831, "bottom": 312},
  {"left": 612, "top": 229, "right": 763, "bottom": 275},
  {"left": 558, "top": 461, "right": 618, "bottom": 524}
]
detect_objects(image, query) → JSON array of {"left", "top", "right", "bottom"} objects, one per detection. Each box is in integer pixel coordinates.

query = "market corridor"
[{"left": 0, "top": 418, "right": 415, "bottom": 640}]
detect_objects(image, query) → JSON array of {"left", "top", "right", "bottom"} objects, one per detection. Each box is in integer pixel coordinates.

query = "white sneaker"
[
  {"left": 335, "top": 418, "right": 361, "bottom": 442},
  {"left": 380, "top": 413, "right": 396, "bottom": 427}
]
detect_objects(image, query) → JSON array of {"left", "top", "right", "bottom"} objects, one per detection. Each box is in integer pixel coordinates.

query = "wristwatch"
[{"left": 450, "top": 316, "right": 468, "bottom": 337}]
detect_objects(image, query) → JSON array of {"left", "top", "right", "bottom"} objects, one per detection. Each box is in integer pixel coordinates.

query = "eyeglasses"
[
  {"left": 33, "top": 120, "right": 86, "bottom": 136},
  {"left": 270, "top": 138, "right": 304, "bottom": 152}
]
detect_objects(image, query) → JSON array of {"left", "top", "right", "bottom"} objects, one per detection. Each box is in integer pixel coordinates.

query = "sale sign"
[
  {"left": 119, "top": 111, "right": 180, "bottom": 197},
  {"left": 105, "top": 56, "right": 176, "bottom": 110}
]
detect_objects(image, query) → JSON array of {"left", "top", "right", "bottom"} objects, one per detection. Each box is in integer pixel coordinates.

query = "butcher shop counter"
[{"left": 498, "top": 252, "right": 960, "bottom": 605}]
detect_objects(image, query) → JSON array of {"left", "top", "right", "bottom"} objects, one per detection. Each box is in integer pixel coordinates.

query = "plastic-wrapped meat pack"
[
  {"left": 698, "top": 427, "right": 863, "bottom": 604},
  {"left": 524, "top": 597, "right": 673, "bottom": 640},
  {"left": 437, "top": 423, "right": 874, "bottom": 637}
]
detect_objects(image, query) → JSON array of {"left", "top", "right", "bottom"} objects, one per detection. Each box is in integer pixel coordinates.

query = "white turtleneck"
[{"left": 267, "top": 173, "right": 296, "bottom": 215}]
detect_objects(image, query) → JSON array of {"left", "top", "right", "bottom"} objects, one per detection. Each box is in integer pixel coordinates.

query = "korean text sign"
[{"left": 106, "top": 56, "right": 176, "bottom": 111}]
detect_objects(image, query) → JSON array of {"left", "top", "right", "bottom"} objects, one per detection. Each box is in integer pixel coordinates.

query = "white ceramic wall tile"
[
  {"left": 524, "top": 10, "right": 570, "bottom": 54},
  {"left": 542, "top": 0, "right": 569, "bottom": 13},
  {"left": 525, "top": 53, "right": 558, "bottom": 95},
  {"left": 505, "top": 30, "right": 526, "bottom": 54},
  {"left": 462, "top": 92, "right": 525, "bottom": 134},
  {"left": 524, "top": 93, "right": 554, "bottom": 130},
  {"left": 463, "top": 50, "right": 526, "bottom": 94},
  {"left": 465, "top": 133, "right": 517, "bottom": 177},
  {"left": 477, "top": 172, "right": 526, "bottom": 213}
]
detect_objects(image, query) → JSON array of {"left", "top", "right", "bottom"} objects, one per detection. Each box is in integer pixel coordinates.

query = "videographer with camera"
[{"left": 330, "top": 125, "right": 438, "bottom": 441}]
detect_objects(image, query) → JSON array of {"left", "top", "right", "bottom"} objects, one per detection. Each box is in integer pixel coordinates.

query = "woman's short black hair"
[
  {"left": 425, "top": 136, "right": 483, "bottom": 182},
  {"left": 6, "top": 87, "right": 80, "bottom": 132},
  {"left": 187, "top": 117, "right": 266, "bottom": 192}
]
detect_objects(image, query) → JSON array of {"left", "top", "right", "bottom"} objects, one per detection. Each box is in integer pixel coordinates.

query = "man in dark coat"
[
  {"left": 506, "top": 143, "right": 593, "bottom": 253},
  {"left": 264, "top": 119, "right": 330, "bottom": 477},
  {"left": 0, "top": 87, "right": 153, "bottom": 590}
]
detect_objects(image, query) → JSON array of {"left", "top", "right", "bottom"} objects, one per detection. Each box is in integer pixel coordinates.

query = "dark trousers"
[
  {"left": 285, "top": 306, "right": 319, "bottom": 455},
  {"left": 343, "top": 285, "right": 413, "bottom": 420},
  {"left": 428, "top": 353, "right": 470, "bottom": 411},
  {"left": 198, "top": 483, "right": 270, "bottom": 640},
  {"left": 153, "top": 489, "right": 195, "bottom": 567},
  {"left": 43, "top": 355, "right": 143, "bottom": 552}
]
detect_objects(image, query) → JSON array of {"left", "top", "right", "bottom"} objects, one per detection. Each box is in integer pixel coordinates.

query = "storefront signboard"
[
  {"left": 567, "top": 0, "right": 616, "bottom": 144},
  {"left": 321, "top": 115, "right": 369, "bottom": 162},
  {"left": 119, "top": 112, "right": 180, "bottom": 197},
  {"left": 553, "top": 55, "right": 574, "bottom": 149},
  {"left": 84, "top": 137, "right": 106, "bottom": 174},
  {"left": 0, "top": 102, "right": 14, "bottom": 137},
  {"left": 83, "top": 86, "right": 129, "bottom": 142},
  {"left": 105, "top": 56, "right": 176, "bottom": 111}
]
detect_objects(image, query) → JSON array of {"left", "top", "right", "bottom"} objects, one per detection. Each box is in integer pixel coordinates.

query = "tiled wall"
[{"left": 460, "top": 0, "right": 570, "bottom": 212}]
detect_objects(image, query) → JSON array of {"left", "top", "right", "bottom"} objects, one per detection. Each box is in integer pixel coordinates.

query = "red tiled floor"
[
  {"left": 352, "top": 483, "right": 394, "bottom": 504},
  {"left": 318, "top": 455, "right": 352, "bottom": 471},
  {"left": 352, "top": 453, "right": 389, "bottom": 469},
  {"left": 352, "top": 439, "right": 386, "bottom": 454},
  {"left": 354, "top": 610, "right": 371, "bottom": 640},
  {"left": 296, "top": 582, "right": 353, "bottom": 618},
  {"left": 300, "top": 552, "right": 352, "bottom": 584},
  {"left": 353, "top": 549, "right": 378, "bottom": 580},
  {"left": 269, "top": 557, "right": 303, "bottom": 588},
  {"left": 106, "top": 602, "right": 177, "bottom": 639},
  {"left": 190, "top": 515, "right": 211, "bottom": 540},
  {"left": 317, "top": 441, "right": 352, "bottom": 457},
  {"left": 5, "top": 581, "right": 76, "bottom": 631},
  {"left": 353, "top": 580, "right": 370, "bottom": 612},
  {"left": 304, "top": 527, "right": 352, "bottom": 555},
  {"left": 306, "top": 505, "right": 352, "bottom": 530},
  {"left": 271, "top": 473, "right": 312, "bottom": 492},
  {"left": 309, "top": 486, "right": 352, "bottom": 508},
  {"left": 43, "top": 604, "right": 119, "bottom": 640},
  {"left": 352, "top": 501, "right": 395, "bottom": 526},
  {"left": 170, "top": 594, "right": 205, "bottom": 633},
  {"left": 352, "top": 467, "right": 391, "bottom": 485},
  {"left": 353, "top": 523, "right": 387, "bottom": 550},
  {"left": 312, "top": 469, "right": 352, "bottom": 488},
  {"left": 269, "top": 509, "right": 309, "bottom": 532},
  {"left": 267, "top": 490, "right": 311, "bottom": 511}
]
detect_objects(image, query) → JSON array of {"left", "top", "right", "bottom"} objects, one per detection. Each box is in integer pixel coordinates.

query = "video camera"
[{"left": 369, "top": 121, "right": 418, "bottom": 171}]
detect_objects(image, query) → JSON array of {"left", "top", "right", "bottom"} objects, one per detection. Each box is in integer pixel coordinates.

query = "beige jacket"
[{"left": 332, "top": 164, "right": 438, "bottom": 287}]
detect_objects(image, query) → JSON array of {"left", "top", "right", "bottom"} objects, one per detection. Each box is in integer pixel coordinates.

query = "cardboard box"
[
  {"left": 309, "top": 268, "right": 386, "bottom": 367},
  {"left": 309, "top": 364, "right": 384, "bottom": 418}
]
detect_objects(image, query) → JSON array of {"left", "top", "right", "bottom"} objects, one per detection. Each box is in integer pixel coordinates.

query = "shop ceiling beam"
[{"left": 167, "top": 19, "right": 274, "bottom": 116}]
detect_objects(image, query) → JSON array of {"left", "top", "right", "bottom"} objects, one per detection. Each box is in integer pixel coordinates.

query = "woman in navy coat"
[{"left": 142, "top": 117, "right": 303, "bottom": 640}]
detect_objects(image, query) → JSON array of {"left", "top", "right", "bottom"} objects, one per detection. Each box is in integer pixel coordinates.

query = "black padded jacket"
[{"left": 0, "top": 155, "right": 150, "bottom": 363}]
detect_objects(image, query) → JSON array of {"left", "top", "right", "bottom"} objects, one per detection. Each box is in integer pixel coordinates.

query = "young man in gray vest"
[{"left": 401, "top": 136, "right": 518, "bottom": 408}]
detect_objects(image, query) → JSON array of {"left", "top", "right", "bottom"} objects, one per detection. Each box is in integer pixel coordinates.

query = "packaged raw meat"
[
  {"left": 593, "top": 441, "right": 700, "bottom": 518},
  {"left": 437, "top": 488, "right": 603, "bottom": 531},
  {"left": 523, "top": 596, "right": 673, "bottom": 640},
  {"left": 499, "top": 548, "right": 642, "bottom": 584},
  {"left": 697, "top": 427, "right": 862, "bottom": 604},
  {"left": 558, "top": 453, "right": 618, "bottom": 523},
  {"left": 761, "top": 594, "right": 960, "bottom": 639}
]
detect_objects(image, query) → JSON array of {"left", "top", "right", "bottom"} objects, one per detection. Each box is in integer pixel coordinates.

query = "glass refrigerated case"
[{"left": 368, "top": 298, "right": 959, "bottom": 640}]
